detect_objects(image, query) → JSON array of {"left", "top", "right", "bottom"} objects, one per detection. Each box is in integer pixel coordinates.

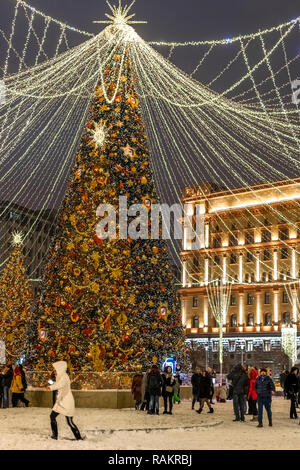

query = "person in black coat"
[
  {"left": 2, "top": 364, "right": 13, "bottom": 409},
  {"left": 162, "top": 366, "right": 176, "bottom": 415},
  {"left": 191, "top": 368, "right": 201, "bottom": 410},
  {"left": 196, "top": 371, "right": 214, "bottom": 414},
  {"left": 147, "top": 365, "right": 163, "bottom": 415},
  {"left": 227, "top": 364, "right": 249, "bottom": 422},
  {"left": 284, "top": 367, "right": 299, "bottom": 419}
]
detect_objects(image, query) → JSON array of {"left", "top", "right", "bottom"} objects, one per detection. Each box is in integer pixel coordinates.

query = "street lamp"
[{"left": 205, "top": 345, "right": 209, "bottom": 369}]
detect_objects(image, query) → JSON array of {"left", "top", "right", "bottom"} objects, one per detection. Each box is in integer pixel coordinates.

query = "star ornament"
[
  {"left": 12, "top": 231, "right": 24, "bottom": 247},
  {"left": 93, "top": 0, "right": 147, "bottom": 28},
  {"left": 91, "top": 120, "right": 107, "bottom": 148},
  {"left": 122, "top": 144, "right": 136, "bottom": 157}
]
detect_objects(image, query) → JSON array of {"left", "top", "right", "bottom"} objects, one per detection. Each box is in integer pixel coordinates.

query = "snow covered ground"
[{"left": 1, "top": 397, "right": 300, "bottom": 450}]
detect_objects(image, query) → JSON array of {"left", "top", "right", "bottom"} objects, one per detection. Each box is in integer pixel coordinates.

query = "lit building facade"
[{"left": 179, "top": 178, "right": 300, "bottom": 378}]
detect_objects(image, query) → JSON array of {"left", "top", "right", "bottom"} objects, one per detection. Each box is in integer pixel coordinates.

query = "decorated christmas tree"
[
  {"left": 33, "top": 17, "right": 186, "bottom": 372},
  {"left": 0, "top": 232, "right": 34, "bottom": 363}
]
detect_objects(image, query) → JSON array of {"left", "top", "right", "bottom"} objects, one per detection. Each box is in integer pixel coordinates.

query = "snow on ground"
[{"left": 1, "top": 397, "right": 300, "bottom": 450}]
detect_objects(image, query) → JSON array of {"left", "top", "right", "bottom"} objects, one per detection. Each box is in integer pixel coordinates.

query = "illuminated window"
[
  {"left": 213, "top": 236, "right": 221, "bottom": 248},
  {"left": 247, "top": 293, "right": 254, "bottom": 305},
  {"left": 229, "top": 234, "right": 238, "bottom": 247},
  {"left": 264, "top": 340, "right": 271, "bottom": 352},
  {"left": 229, "top": 340, "right": 236, "bottom": 352},
  {"left": 246, "top": 340, "right": 253, "bottom": 352},
  {"left": 192, "top": 316, "right": 199, "bottom": 328},
  {"left": 192, "top": 297, "right": 199, "bottom": 308},
  {"left": 279, "top": 227, "right": 289, "bottom": 241},
  {"left": 282, "top": 312, "right": 290, "bottom": 324},
  {"left": 263, "top": 250, "right": 271, "bottom": 261},
  {"left": 212, "top": 341, "right": 219, "bottom": 352},
  {"left": 230, "top": 314, "right": 237, "bottom": 327},
  {"left": 281, "top": 248, "right": 288, "bottom": 259},
  {"left": 247, "top": 314, "right": 254, "bottom": 326},
  {"left": 264, "top": 313, "right": 272, "bottom": 326},
  {"left": 230, "top": 294, "right": 237, "bottom": 306},
  {"left": 245, "top": 232, "right": 254, "bottom": 245},
  {"left": 264, "top": 292, "right": 271, "bottom": 304},
  {"left": 282, "top": 291, "right": 289, "bottom": 304}
]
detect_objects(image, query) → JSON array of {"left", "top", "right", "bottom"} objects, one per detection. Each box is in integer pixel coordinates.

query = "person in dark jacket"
[
  {"left": 11, "top": 365, "right": 30, "bottom": 407},
  {"left": 284, "top": 367, "right": 299, "bottom": 419},
  {"left": 131, "top": 372, "right": 144, "bottom": 410},
  {"left": 191, "top": 368, "right": 201, "bottom": 410},
  {"left": 196, "top": 370, "right": 214, "bottom": 414},
  {"left": 162, "top": 366, "right": 176, "bottom": 414},
  {"left": 0, "top": 367, "right": 4, "bottom": 408},
  {"left": 280, "top": 369, "right": 289, "bottom": 398},
  {"left": 255, "top": 368, "right": 275, "bottom": 427},
  {"left": 147, "top": 365, "right": 163, "bottom": 415},
  {"left": 227, "top": 364, "right": 249, "bottom": 422},
  {"left": 2, "top": 363, "right": 13, "bottom": 408}
]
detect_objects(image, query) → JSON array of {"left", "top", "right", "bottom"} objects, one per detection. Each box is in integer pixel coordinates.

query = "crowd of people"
[{"left": 131, "top": 365, "right": 183, "bottom": 415}]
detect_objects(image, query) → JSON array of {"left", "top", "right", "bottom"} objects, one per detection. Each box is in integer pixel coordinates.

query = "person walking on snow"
[
  {"left": 2, "top": 363, "right": 13, "bottom": 408},
  {"left": 227, "top": 364, "right": 249, "bottom": 422},
  {"left": 255, "top": 368, "right": 275, "bottom": 428},
  {"left": 11, "top": 365, "right": 30, "bottom": 407},
  {"left": 247, "top": 367, "right": 258, "bottom": 421},
  {"left": 162, "top": 366, "right": 176, "bottom": 415},
  {"left": 284, "top": 367, "right": 299, "bottom": 419},
  {"left": 196, "top": 370, "right": 214, "bottom": 414},
  {"left": 147, "top": 365, "right": 163, "bottom": 415},
  {"left": 191, "top": 367, "right": 201, "bottom": 410},
  {"left": 131, "top": 371, "right": 144, "bottom": 410},
  {"left": 44, "top": 361, "right": 83, "bottom": 440}
]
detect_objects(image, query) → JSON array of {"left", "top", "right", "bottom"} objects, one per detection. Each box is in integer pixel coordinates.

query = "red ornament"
[
  {"left": 93, "top": 234, "right": 104, "bottom": 245},
  {"left": 65, "top": 302, "right": 72, "bottom": 310},
  {"left": 83, "top": 328, "right": 93, "bottom": 336}
]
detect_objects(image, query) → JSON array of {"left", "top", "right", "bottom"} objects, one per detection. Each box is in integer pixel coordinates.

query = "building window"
[
  {"left": 230, "top": 314, "right": 237, "bottom": 327},
  {"left": 282, "top": 291, "right": 289, "bottom": 304},
  {"left": 281, "top": 248, "right": 288, "bottom": 259},
  {"left": 245, "top": 273, "right": 250, "bottom": 283},
  {"left": 230, "top": 253, "right": 237, "bottom": 264},
  {"left": 282, "top": 312, "right": 290, "bottom": 325},
  {"left": 264, "top": 340, "right": 271, "bottom": 352},
  {"left": 264, "top": 292, "right": 271, "bottom": 304},
  {"left": 279, "top": 227, "right": 289, "bottom": 241},
  {"left": 230, "top": 294, "right": 237, "bottom": 306},
  {"left": 251, "top": 273, "right": 255, "bottom": 283},
  {"left": 213, "top": 236, "right": 221, "bottom": 248},
  {"left": 247, "top": 293, "right": 254, "bottom": 305},
  {"left": 246, "top": 340, "right": 253, "bottom": 352},
  {"left": 262, "top": 229, "right": 271, "bottom": 243},
  {"left": 192, "top": 316, "right": 199, "bottom": 328},
  {"left": 212, "top": 341, "right": 219, "bottom": 352},
  {"left": 264, "top": 313, "right": 272, "bottom": 326},
  {"left": 192, "top": 297, "right": 199, "bottom": 308},
  {"left": 229, "top": 340, "right": 236, "bottom": 352},
  {"left": 229, "top": 234, "right": 238, "bottom": 247},
  {"left": 245, "top": 232, "right": 254, "bottom": 245},
  {"left": 193, "top": 257, "right": 199, "bottom": 269},
  {"left": 214, "top": 255, "right": 220, "bottom": 266},
  {"left": 263, "top": 249, "right": 271, "bottom": 261},
  {"left": 247, "top": 314, "right": 254, "bottom": 326},
  {"left": 246, "top": 251, "right": 253, "bottom": 262},
  {"left": 262, "top": 272, "right": 267, "bottom": 282},
  {"left": 268, "top": 272, "right": 273, "bottom": 282}
]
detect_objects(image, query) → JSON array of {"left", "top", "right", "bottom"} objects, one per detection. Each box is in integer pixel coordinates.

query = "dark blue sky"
[{"left": 20, "top": 0, "right": 300, "bottom": 44}]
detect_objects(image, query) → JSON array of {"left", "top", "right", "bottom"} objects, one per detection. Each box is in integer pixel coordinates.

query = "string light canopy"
[{"left": 0, "top": 0, "right": 299, "bottom": 287}]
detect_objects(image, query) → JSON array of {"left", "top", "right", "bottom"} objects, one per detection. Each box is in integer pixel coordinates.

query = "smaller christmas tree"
[{"left": 0, "top": 232, "right": 34, "bottom": 363}]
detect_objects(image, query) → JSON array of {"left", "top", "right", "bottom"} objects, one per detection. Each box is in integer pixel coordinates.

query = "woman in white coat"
[{"left": 45, "top": 361, "right": 82, "bottom": 440}]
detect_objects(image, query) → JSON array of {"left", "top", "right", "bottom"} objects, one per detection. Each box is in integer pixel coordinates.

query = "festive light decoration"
[
  {"left": 28, "top": 44, "right": 187, "bottom": 373},
  {"left": 206, "top": 280, "right": 232, "bottom": 375},
  {"left": 0, "top": 0, "right": 299, "bottom": 288},
  {"left": 281, "top": 325, "right": 297, "bottom": 366}
]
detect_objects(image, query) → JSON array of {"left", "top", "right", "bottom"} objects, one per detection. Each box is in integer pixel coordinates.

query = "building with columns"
[{"left": 179, "top": 178, "right": 300, "bottom": 378}]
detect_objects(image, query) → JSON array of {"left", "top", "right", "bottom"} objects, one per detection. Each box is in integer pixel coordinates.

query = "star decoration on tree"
[
  {"left": 122, "top": 144, "right": 135, "bottom": 157},
  {"left": 12, "top": 231, "right": 24, "bottom": 247},
  {"left": 93, "top": 0, "right": 147, "bottom": 27},
  {"left": 90, "top": 120, "right": 107, "bottom": 148}
]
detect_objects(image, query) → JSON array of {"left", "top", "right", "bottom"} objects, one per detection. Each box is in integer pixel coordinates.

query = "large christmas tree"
[
  {"left": 0, "top": 233, "right": 34, "bottom": 363},
  {"left": 33, "top": 23, "right": 185, "bottom": 372}
]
